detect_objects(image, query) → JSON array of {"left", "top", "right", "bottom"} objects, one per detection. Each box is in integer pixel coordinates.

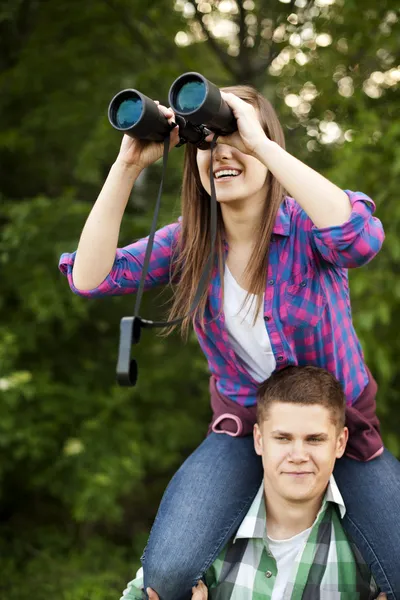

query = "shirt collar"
[
  {"left": 272, "top": 198, "right": 291, "bottom": 237},
  {"left": 234, "top": 474, "right": 346, "bottom": 543},
  {"left": 325, "top": 474, "right": 346, "bottom": 519},
  {"left": 222, "top": 198, "right": 291, "bottom": 250}
]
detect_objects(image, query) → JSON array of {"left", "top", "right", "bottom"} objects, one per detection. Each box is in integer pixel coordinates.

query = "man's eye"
[
  {"left": 308, "top": 437, "right": 322, "bottom": 443},
  {"left": 276, "top": 436, "right": 289, "bottom": 441}
]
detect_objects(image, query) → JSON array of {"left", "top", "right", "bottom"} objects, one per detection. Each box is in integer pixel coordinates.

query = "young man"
[{"left": 122, "top": 366, "right": 386, "bottom": 600}]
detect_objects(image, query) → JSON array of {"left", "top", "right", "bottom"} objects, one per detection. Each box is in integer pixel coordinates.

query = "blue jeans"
[{"left": 142, "top": 433, "right": 400, "bottom": 600}]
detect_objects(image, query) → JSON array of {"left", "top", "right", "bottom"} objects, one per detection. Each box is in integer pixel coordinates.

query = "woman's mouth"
[{"left": 213, "top": 168, "right": 242, "bottom": 182}]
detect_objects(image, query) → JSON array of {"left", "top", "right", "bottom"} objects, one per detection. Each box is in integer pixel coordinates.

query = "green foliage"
[
  {"left": 1, "top": 0, "right": 399, "bottom": 596},
  {"left": 0, "top": 528, "right": 136, "bottom": 600}
]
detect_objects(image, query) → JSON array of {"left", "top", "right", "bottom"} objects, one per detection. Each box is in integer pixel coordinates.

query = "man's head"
[{"left": 254, "top": 366, "right": 348, "bottom": 505}]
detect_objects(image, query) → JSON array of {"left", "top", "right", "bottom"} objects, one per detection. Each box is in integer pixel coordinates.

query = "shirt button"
[
  {"left": 268, "top": 279, "right": 275, "bottom": 285},
  {"left": 277, "top": 356, "right": 284, "bottom": 361},
  {"left": 265, "top": 571, "right": 273, "bottom": 578},
  {"left": 264, "top": 316, "right": 270, "bottom": 321},
  {"left": 300, "top": 281, "right": 307, "bottom": 287}
]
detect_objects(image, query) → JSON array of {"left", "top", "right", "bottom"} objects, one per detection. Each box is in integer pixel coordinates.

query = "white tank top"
[{"left": 223, "top": 266, "right": 276, "bottom": 382}]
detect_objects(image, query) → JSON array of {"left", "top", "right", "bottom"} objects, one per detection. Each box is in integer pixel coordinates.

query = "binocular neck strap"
[{"left": 116, "top": 133, "right": 219, "bottom": 386}]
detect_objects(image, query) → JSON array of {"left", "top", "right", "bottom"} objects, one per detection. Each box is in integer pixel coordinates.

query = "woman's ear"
[{"left": 254, "top": 423, "right": 263, "bottom": 457}]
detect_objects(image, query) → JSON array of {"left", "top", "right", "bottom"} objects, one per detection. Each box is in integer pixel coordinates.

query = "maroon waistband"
[{"left": 208, "top": 367, "right": 383, "bottom": 462}]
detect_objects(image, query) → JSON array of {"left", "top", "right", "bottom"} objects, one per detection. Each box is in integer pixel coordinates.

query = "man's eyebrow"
[{"left": 270, "top": 430, "right": 329, "bottom": 439}]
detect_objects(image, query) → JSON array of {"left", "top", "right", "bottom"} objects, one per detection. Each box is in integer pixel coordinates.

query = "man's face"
[{"left": 254, "top": 402, "right": 348, "bottom": 505}]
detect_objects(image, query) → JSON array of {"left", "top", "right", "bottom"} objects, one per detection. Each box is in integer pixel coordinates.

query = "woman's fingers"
[
  {"left": 154, "top": 100, "right": 175, "bottom": 122},
  {"left": 169, "top": 124, "right": 181, "bottom": 149}
]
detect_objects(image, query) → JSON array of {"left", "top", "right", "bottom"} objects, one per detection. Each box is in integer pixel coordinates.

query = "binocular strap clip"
[{"left": 116, "top": 134, "right": 219, "bottom": 386}]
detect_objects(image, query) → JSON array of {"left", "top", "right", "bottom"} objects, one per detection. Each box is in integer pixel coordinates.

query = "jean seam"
[
  {"left": 345, "top": 513, "right": 395, "bottom": 598},
  {"left": 192, "top": 490, "right": 259, "bottom": 584}
]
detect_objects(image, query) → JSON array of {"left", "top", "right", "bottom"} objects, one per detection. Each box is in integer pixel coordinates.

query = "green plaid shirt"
[{"left": 121, "top": 476, "right": 378, "bottom": 600}]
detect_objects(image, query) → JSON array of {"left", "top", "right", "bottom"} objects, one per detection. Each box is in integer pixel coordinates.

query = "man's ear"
[
  {"left": 254, "top": 423, "right": 263, "bottom": 457},
  {"left": 335, "top": 426, "right": 349, "bottom": 459}
]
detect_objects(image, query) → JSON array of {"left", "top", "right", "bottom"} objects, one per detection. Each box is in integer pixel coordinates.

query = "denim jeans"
[{"left": 142, "top": 433, "right": 400, "bottom": 600}]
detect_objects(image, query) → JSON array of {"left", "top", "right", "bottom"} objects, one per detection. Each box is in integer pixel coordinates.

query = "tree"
[{"left": 1, "top": 0, "right": 399, "bottom": 596}]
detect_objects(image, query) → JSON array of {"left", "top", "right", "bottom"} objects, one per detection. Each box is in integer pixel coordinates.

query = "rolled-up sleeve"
[
  {"left": 58, "top": 221, "right": 180, "bottom": 298},
  {"left": 120, "top": 567, "right": 145, "bottom": 600},
  {"left": 311, "top": 190, "right": 384, "bottom": 268}
]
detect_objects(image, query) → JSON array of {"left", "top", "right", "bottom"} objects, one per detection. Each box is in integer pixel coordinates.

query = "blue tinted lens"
[
  {"left": 116, "top": 97, "right": 143, "bottom": 128},
  {"left": 176, "top": 81, "right": 206, "bottom": 113}
]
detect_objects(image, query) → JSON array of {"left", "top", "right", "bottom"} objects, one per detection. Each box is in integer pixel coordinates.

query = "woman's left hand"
[{"left": 205, "top": 91, "right": 269, "bottom": 157}]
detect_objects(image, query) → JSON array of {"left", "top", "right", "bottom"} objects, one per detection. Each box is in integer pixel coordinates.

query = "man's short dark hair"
[{"left": 257, "top": 366, "right": 346, "bottom": 429}]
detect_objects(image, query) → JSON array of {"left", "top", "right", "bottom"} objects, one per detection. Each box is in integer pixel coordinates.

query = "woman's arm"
[
  {"left": 215, "top": 91, "right": 351, "bottom": 229},
  {"left": 254, "top": 140, "right": 351, "bottom": 228},
  {"left": 71, "top": 105, "right": 180, "bottom": 292},
  {"left": 72, "top": 160, "right": 142, "bottom": 291}
]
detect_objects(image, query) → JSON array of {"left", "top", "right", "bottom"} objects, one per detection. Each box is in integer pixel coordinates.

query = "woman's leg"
[
  {"left": 142, "top": 432, "right": 263, "bottom": 600},
  {"left": 334, "top": 449, "right": 400, "bottom": 600}
]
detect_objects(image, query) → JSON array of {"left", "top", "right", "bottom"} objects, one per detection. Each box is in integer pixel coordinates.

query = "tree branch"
[
  {"left": 186, "top": 0, "right": 239, "bottom": 81},
  {"left": 103, "top": 0, "right": 181, "bottom": 67},
  {"left": 236, "top": 0, "right": 252, "bottom": 81}
]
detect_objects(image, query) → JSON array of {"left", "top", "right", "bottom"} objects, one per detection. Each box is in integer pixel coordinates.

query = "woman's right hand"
[{"left": 116, "top": 103, "right": 180, "bottom": 171}]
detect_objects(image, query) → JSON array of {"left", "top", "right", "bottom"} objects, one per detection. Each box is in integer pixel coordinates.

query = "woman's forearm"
[
  {"left": 255, "top": 140, "right": 352, "bottom": 228},
  {"left": 72, "top": 160, "right": 143, "bottom": 291}
]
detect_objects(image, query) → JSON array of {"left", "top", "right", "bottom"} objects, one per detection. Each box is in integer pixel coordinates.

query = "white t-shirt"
[
  {"left": 267, "top": 527, "right": 312, "bottom": 600},
  {"left": 223, "top": 266, "right": 276, "bottom": 382}
]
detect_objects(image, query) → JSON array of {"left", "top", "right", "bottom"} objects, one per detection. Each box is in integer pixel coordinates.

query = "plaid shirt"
[
  {"left": 59, "top": 190, "right": 384, "bottom": 408},
  {"left": 120, "top": 476, "right": 378, "bottom": 600}
]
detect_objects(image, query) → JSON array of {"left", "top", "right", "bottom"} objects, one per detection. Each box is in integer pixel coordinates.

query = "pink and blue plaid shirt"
[{"left": 59, "top": 190, "right": 384, "bottom": 408}]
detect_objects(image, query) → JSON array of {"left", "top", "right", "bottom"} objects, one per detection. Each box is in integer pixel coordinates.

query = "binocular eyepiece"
[{"left": 108, "top": 72, "right": 237, "bottom": 148}]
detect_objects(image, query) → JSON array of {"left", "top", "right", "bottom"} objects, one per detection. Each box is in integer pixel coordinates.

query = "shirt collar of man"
[{"left": 233, "top": 474, "right": 346, "bottom": 544}]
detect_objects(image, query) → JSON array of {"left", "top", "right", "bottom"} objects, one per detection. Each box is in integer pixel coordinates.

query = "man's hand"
[
  {"left": 147, "top": 581, "right": 208, "bottom": 600},
  {"left": 191, "top": 581, "right": 208, "bottom": 599}
]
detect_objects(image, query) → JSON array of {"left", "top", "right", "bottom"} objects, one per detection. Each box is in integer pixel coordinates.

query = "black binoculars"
[{"left": 108, "top": 72, "right": 237, "bottom": 149}]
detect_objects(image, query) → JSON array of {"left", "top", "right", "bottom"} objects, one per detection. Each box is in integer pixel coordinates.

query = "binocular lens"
[
  {"left": 174, "top": 80, "right": 206, "bottom": 114},
  {"left": 115, "top": 96, "right": 143, "bottom": 128}
]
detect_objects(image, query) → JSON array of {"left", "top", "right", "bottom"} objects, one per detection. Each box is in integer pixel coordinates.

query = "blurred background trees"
[{"left": 0, "top": 0, "right": 399, "bottom": 597}]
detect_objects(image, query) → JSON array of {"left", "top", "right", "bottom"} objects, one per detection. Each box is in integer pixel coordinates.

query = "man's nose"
[{"left": 288, "top": 441, "right": 309, "bottom": 462}]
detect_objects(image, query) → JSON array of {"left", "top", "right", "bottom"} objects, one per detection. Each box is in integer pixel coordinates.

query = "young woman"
[{"left": 59, "top": 86, "right": 400, "bottom": 600}]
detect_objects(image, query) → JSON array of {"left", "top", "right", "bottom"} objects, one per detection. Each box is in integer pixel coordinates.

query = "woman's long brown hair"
[{"left": 166, "top": 85, "right": 286, "bottom": 337}]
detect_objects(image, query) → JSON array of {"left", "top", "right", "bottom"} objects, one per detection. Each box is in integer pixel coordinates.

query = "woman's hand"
[
  {"left": 116, "top": 103, "right": 180, "bottom": 171},
  {"left": 147, "top": 580, "right": 208, "bottom": 600},
  {"left": 205, "top": 91, "right": 269, "bottom": 157}
]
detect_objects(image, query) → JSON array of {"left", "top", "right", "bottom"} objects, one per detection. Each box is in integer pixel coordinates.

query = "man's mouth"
[{"left": 283, "top": 472, "right": 313, "bottom": 477}]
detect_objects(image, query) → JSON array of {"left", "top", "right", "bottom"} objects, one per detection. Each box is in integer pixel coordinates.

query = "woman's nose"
[{"left": 214, "top": 143, "right": 233, "bottom": 160}]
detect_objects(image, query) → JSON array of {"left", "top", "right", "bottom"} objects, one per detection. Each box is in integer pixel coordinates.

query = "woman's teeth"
[{"left": 214, "top": 169, "right": 241, "bottom": 179}]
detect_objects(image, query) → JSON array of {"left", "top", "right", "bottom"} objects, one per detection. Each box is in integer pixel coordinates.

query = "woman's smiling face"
[{"left": 196, "top": 141, "right": 269, "bottom": 206}]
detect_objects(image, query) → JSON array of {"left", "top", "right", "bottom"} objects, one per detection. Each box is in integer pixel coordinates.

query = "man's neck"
[{"left": 264, "top": 484, "right": 325, "bottom": 540}]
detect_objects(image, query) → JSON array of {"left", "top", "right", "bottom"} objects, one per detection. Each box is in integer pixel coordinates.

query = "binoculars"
[{"left": 108, "top": 72, "right": 237, "bottom": 149}]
